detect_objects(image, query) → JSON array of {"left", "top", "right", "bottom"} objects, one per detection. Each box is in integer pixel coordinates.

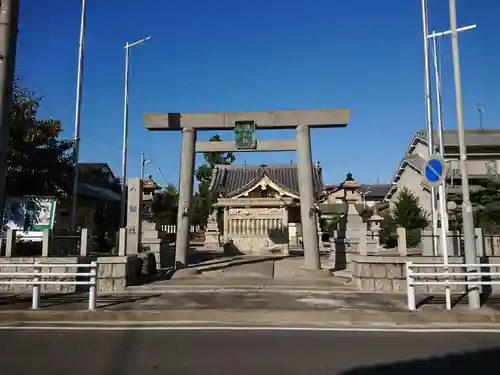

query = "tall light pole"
[
  {"left": 0, "top": 0, "right": 20, "bottom": 225},
  {"left": 448, "top": 0, "right": 480, "bottom": 309},
  {"left": 70, "top": 0, "right": 87, "bottom": 232},
  {"left": 120, "top": 36, "right": 151, "bottom": 229},
  {"left": 427, "top": 24, "right": 476, "bottom": 237},
  {"left": 421, "top": 0, "right": 438, "bottom": 254}
]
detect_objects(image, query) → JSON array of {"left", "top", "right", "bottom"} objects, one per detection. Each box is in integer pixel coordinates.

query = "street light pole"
[
  {"left": 421, "top": 0, "right": 438, "bottom": 254},
  {"left": 120, "top": 36, "right": 151, "bottom": 229},
  {"left": 428, "top": 24, "right": 476, "bottom": 238},
  {"left": 70, "top": 0, "right": 87, "bottom": 232},
  {"left": 448, "top": 0, "right": 480, "bottom": 309},
  {"left": 0, "top": 0, "right": 19, "bottom": 225}
]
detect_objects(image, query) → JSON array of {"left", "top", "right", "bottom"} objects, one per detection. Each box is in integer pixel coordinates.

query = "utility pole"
[
  {"left": 0, "top": 0, "right": 19, "bottom": 224},
  {"left": 70, "top": 0, "right": 87, "bottom": 232},
  {"left": 449, "top": 0, "right": 480, "bottom": 309},
  {"left": 421, "top": 0, "right": 438, "bottom": 254}
]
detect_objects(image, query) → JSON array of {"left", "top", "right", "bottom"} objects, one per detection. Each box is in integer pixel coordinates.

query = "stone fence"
[
  {"left": 160, "top": 225, "right": 200, "bottom": 234},
  {"left": 397, "top": 227, "right": 500, "bottom": 257},
  {"left": 2, "top": 228, "right": 94, "bottom": 258},
  {"left": 0, "top": 252, "right": 156, "bottom": 294},
  {"left": 350, "top": 253, "right": 500, "bottom": 294}
]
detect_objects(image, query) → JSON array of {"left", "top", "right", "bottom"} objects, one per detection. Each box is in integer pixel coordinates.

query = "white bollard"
[
  {"left": 31, "top": 263, "right": 41, "bottom": 309},
  {"left": 88, "top": 261, "right": 97, "bottom": 310},
  {"left": 406, "top": 262, "right": 416, "bottom": 311}
]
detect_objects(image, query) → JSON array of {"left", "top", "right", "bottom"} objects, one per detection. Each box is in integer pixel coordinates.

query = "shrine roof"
[{"left": 209, "top": 164, "right": 324, "bottom": 198}]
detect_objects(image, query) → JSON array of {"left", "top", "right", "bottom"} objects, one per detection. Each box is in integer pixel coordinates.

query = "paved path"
[
  {"left": 1, "top": 328, "right": 500, "bottom": 374},
  {"left": 1, "top": 289, "right": 495, "bottom": 312}
]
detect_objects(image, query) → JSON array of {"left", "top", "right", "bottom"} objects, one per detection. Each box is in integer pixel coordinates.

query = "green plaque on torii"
[{"left": 234, "top": 120, "right": 257, "bottom": 149}]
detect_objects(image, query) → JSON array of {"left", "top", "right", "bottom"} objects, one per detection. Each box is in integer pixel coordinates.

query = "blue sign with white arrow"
[{"left": 423, "top": 155, "right": 446, "bottom": 186}]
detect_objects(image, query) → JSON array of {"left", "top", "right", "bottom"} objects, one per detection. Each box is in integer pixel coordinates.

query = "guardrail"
[
  {"left": 0, "top": 261, "right": 98, "bottom": 310},
  {"left": 406, "top": 262, "right": 500, "bottom": 311}
]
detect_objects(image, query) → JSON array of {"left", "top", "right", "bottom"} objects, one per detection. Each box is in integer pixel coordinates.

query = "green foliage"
[
  {"left": 193, "top": 135, "right": 235, "bottom": 227},
  {"left": 152, "top": 183, "right": 179, "bottom": 223},
  {"left": 6, "top": 81, "right": 74, "bottom": 197},
  {"left": 320, "top": 215, "right": 341, "bottom": 235},
  {"left": 380, "top": 188, "right": 428, "bottom": 248},
  {"left": 448, "top": 178, "right": 500, "bottom": 233}
]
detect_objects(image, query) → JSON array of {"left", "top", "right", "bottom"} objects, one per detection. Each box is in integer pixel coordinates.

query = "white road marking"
[{"left": 1, "top": 325, "right": 500, "bottom": 333}]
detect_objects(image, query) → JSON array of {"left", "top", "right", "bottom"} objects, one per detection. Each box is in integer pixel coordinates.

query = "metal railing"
[
  {"left": 0, "top": 261, "right": 98, "bottom": 310},
  {"left": 406, "top": 262, "right": 500, "bottom": 311}
]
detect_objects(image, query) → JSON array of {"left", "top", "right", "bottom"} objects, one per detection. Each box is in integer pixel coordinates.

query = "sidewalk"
[{"left": 1, "top": 289, "right": 500, "bottom": 326}]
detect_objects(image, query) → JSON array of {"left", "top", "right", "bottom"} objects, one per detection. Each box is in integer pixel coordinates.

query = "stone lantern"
[{"left": 367, "top": 205, "right": 383, "bottom": 235}]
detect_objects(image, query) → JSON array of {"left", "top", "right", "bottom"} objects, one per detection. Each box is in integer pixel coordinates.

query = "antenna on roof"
[{"left": 476, "top": 104, "right": 484, "bottom": 129}]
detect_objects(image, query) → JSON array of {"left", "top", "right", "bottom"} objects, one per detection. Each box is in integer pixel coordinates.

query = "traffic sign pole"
[{"left": 424, "top": 155, "right": 451, "bottom": 310}]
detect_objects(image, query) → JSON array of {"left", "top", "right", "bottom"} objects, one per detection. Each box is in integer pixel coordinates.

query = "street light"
[
  {"left": 427, "top": 24, "right": 476, "bottom": 239},
  {"left": 120, "top": 36, "right": 151, "bottom": 229},
  {"left": 140, "top": 152, "right": 151, "bottom": 180}
]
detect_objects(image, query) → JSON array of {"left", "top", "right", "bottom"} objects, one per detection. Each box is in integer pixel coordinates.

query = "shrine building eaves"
[{"left": 144, "top": 109, "right": 351, "bottom": 131}]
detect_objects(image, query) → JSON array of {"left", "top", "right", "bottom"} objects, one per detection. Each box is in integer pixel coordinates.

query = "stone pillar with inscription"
[{"left": 126, "top": 178, "right": 143, "bottom": 255}]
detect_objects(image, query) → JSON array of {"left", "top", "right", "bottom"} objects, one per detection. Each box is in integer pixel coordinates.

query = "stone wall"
[
  {"left": 96, "top": 255, "right": 142, "bottom": 292},
  {"left": 352, "top": 254, "right": 468, "bottom": 293},
  {"left": 0, "top": 257, "right": 80, "bottom": 294}
]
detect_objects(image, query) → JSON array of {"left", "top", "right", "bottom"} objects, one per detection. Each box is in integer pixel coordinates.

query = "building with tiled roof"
[
  {"left": 209, "top": 164, "right": 324, "bottom": 199},
  {"left": 210, "top": 163, "right": 324, "bottom": 255}
]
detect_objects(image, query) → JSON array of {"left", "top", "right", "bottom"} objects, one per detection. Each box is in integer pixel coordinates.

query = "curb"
[{"left": 1, "top": 309, "right": 500, "bottom": 325}]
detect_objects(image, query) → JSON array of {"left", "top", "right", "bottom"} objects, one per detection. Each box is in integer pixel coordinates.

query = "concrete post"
[
  {"left": 5, "top": 228, "right": 15, "bottom": 257},
  {"left": 223, "top": 206, "right": 229, "bottom": 244},
  {"left": 118, "top": 228, "right": 126, "bottom": 256},
  {"left": 175, "top": 128, "right": 197, "bottom": 268},
  {"left": 42, "top": 230, "right": 51, "bottom": 256},
  {"left": 397, "top": 227, "right": 408, "bottom": 256},
  {"left": 80, "top": 228, "right": 92, "bottom": 257},
  {"left": 282, "top": 206, "right": 289, "bottom": 255},
  {"left": 475, "top": 227, "right": 484, "bottom": 258},
  {"left": 296, "top": 124, "right": 320, "bottom": 270}
]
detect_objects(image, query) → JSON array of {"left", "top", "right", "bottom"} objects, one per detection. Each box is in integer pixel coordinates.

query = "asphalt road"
[{"left": 1, "top": 328, "right": 500, "bottom": 374}]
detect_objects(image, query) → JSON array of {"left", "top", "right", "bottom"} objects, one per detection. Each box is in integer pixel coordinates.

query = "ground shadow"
[
  {"left": 415, "top": 292, "right": 500, "bottom": 310},
  {"left": 340, "top": 347, "right": 500, "bottom": 375},
  {"left": 0, "top": 292, "right": 159, "bottom": 309}
]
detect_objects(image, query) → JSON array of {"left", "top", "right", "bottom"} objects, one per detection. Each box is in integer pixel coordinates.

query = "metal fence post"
[
  {"left": 406, "top": 262, "right": 416, "bottom": 311},
  {"left": 88, "top": 261, "right": 97, "bottom": 310},
  {"left": 31, "top": 262, "right": 40, "bottom": 309}
]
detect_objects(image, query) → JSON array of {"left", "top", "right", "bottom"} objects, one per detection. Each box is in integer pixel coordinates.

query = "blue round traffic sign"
[{"left": 424, "top": 156, "right": 446, "bottom": 186}]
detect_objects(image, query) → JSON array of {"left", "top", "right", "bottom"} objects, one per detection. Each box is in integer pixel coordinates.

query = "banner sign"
[{"left": 3, "top": 197, "right": 57, "bottom": 240}]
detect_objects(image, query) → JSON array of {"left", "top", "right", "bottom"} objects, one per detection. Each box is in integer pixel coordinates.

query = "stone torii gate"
[{"left": 144, "top": 109, "right": 350, "bottom": 271}]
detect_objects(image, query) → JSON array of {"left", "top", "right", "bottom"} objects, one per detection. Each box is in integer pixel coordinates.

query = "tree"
[
  {"left": 380, "top": 188, "right": 428, "bottom": 248},
  {"left": 448, "top": 178, "right": 500, "bottom": 233},
  {"left": 193, "top": 135, "right": 235, "bottom": 227},
  {"left": 152, "top": 183, "right": 179, "bottom": 224},
  {"left": 6, "top": 81, "right": 73, "bottom": 197}
]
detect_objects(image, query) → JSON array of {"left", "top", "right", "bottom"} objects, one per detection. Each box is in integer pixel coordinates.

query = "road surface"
[{"left": 0, "top": 328, "right": 499, "bottom": 374}]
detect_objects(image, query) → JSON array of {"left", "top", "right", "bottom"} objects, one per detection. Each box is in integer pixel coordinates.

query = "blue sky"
[{"left": 16, "top": 0, "right": 499, "bottom": 188}]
